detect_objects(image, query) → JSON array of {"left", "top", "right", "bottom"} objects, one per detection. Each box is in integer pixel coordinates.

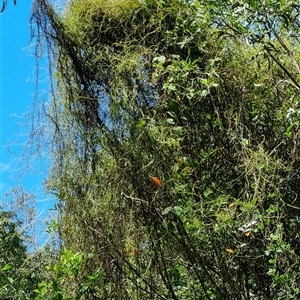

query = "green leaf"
[
  {"left": 8, "top": 277, "right": 14, "bottom": 284},
  {"left": 153, "top": 55, "right": 166, "bottom": 64},
  {"left": 163, "top": 206, "right": 172, "bottom": 215},
  {"left": 1, "top": 264, "right": 12, "bottom": 271},
  {"left": 80, "top": 285, "right": 89, "bottom": 294},
  {"left": 136, "top": 119, "right": 146, "bottom": 129},
  {"left": 168, "top": 84, "right": 177, "bottom": 91},
  {"left": 166, "top": 118, "right": 175, "bottom": 125},
  {"left": 201, "top": 89, "right": 209, "bottom": 97},
  {"left": 204, "top": 187, "right": 213, "bottom": 198}
]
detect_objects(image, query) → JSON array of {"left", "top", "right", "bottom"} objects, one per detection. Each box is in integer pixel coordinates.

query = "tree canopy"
[{"left": 30, "top": 0, "right": 300, "bottom": 299}]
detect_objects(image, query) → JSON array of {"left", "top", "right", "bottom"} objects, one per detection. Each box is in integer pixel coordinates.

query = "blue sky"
[
  {"left": 1, "top": 1, "right": 56, "bottom": 246},
  {"left": 1, "top": 1, "right": 34, "bottom": 194}
]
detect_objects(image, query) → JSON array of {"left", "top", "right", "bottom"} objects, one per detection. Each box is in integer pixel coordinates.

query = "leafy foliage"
[
  {"left": 0, "top": 208, "right": 46, "bottom": 299},
  {"left": 30, "top": 0, "right": 300, "bottom": 299}
]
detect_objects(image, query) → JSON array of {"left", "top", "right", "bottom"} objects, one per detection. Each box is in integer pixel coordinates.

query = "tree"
[
  {"left": 31, "top": 0, "right": 300, "bottom": 299},
  {"left": 0, "top": 208, "right": 42, "bottom": 299}
]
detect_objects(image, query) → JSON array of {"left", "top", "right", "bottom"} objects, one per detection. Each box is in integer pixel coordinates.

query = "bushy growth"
[{"left": 30, "top": 0, "right": 300, "bottom": 298}]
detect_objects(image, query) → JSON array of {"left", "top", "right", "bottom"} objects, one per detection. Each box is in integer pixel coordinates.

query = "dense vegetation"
[
  {"left": 6, "top": 0, "right": 300, "bottom": 299},
  {"left": 0, "top": 207, "right": 46, "bottom": 299}
]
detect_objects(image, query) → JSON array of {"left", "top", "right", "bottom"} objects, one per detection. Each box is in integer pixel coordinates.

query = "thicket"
[
  {"left": 0, "top": 207, "right": 47, "bottom": 299},
  {"left": 29, "top": 0, "right": 300, "bottom": 299}
]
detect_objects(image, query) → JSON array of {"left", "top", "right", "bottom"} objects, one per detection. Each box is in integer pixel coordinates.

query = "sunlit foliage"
[{"left": 30, "top": 0, "right": 300, "bottom": 298}]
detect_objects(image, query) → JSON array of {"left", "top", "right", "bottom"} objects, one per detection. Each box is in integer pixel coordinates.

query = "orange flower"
[
  {"left": 225, "top": 248, "right": 234, "bottom": 254},
  {"left": 151, "top": 176, "right": 161, "bottom": 186}
]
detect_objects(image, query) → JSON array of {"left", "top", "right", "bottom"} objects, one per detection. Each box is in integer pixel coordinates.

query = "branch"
[
  {"left": 265, "top": 47, "right": 300, "bottom": 90},
  {"left": 271, "top": 28, "right": 300, "bottom": 75}
]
